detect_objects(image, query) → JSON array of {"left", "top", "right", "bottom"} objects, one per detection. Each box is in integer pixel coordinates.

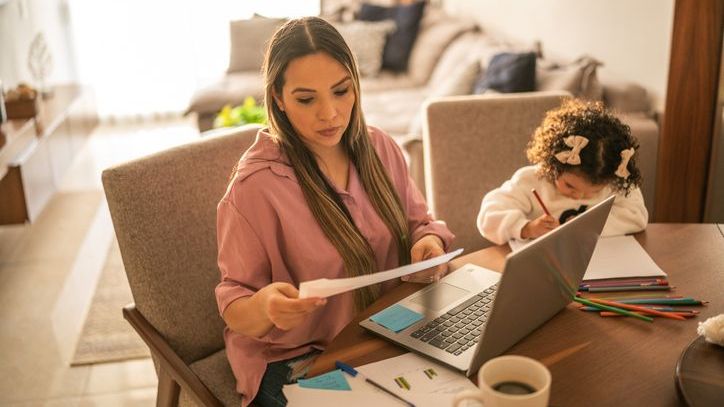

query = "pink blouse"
[{"left": 216, "top": 126, "right": 454, "bottom": 405}]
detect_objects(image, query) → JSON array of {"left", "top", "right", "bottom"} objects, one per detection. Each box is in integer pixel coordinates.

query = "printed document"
[{"left": 299, "top": 248, "right": 464, "bottom": 299}]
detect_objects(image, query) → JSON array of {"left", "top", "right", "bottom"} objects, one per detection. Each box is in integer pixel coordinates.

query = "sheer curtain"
[{"left": 68, "top": 0, "right": 319, "bottom": 119}]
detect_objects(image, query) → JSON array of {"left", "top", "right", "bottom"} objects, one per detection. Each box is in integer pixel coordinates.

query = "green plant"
[{"left": 213, "top": 96, "right": 267, "bottom": 128}]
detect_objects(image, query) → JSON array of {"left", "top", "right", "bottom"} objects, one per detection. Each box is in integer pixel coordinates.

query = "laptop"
[{"left": 360, "top": 195, "right": 615, "bottom": 376}]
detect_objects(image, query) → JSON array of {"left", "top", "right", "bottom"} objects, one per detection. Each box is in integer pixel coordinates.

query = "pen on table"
[
  {"left": 531, "top": 188, "right": 551, "bottom": 216},
  {"left": 335, "top": 361, "right": 415, "bottom": 407},
  {"left": 573, "top": 296, "right": 653, "bottom": 322}
]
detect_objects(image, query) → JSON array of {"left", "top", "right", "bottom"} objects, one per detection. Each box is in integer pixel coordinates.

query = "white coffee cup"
[{"left": 453, "top": 355, "right": 551, "bottom": 407}]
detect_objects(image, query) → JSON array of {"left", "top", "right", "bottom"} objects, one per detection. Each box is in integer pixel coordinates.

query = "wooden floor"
[{"left": 0, "top": 118, "right": 198, "bottom": 406}]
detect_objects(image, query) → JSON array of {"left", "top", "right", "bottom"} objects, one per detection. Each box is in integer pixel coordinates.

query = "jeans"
[{"left": 252, "top": 351, "right": 320, "bottom": 407}]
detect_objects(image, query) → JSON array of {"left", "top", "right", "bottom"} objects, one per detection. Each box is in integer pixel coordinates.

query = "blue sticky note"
[
  {"left": 370, "top": 304, "right": 424, "bottom": 332},
  {"left": 297, "top": 369, "right": 351, "bottom": 391}
]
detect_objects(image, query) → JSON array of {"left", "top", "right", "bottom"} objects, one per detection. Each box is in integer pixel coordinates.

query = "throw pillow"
[
  {"left": 357, "top": 1, "right": 426, "bottom": 72},
  {"left": 227, "top": 17, "right": 285, "bottom": 73},
  {"left": 408, "top": 58, "right": 480, "bottom": 135},
  {"left": 405, "top": 8, "right": 478, "bottom": 84},
  {"left": 334, "top": 20, "right": 396, "bottom": 77},
  {"left": 473, "top": 52, "right": 537, "bottom": 94},
  {"left": 536, "top": 56, "right": 604, "bottom": 100}
]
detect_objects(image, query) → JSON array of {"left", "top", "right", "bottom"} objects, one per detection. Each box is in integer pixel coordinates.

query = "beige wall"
[
  {"left": 443, "top": 0, "right": 675, "bottom": 113},
  {"left": 0, "top": 0, "right": 77, "bottom": 88}
]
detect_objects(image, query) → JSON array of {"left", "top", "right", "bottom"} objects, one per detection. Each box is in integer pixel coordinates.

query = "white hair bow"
[
  {"left": 555, "top": 135, "right": 589, "bottom": 165},
  {"left": 616, "top": 148, "right": 635, "bottom": 179}
]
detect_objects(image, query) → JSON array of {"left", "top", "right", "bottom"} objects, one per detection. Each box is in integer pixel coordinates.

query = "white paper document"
[
  {"left": 283, "top": 352, "right": 481, "bottom": 407},
  {"left": 299, "top": 248, "right": 464, "bottom": 299},
  {"left": 508, "top": 235, "right": 666, "bottom": 281},
  {"left": 582, "top": 235, "right": 666, "bottom": 281}
]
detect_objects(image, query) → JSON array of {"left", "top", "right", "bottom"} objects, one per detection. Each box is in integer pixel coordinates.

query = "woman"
[{"left": 216, "top": 16, "right": 454, "bottom": 407}]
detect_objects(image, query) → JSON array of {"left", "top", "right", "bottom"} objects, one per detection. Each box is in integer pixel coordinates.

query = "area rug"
[{"left": 71, "top": 237, "right": 150, "bottom": 365}]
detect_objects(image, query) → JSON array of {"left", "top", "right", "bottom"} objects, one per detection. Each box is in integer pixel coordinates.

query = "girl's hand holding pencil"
[{"left": 523, "top": 188, "right": 560, "bottom": 239}]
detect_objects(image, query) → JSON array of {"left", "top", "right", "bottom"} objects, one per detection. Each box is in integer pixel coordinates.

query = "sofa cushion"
[
  {"left": 474, "top": 52, "right": 537, "bottom": 94},
  {"left": 408, "top": 58, "right": 480, "bottom": 135},
  {"left": 362, "top": 87, "right": 428, "bottom": 137},
  {"left": 187, "top": 72, "right": 264, "bottom": 115},
  {"left": 186, "top": 348, "right": 242, "bottom": 406},
  {"left": 603, "top": 82, "right": 650, "bottom": 113},
  {"left": 227, "top": 17, "right": 285, "bottom": 73},
  {"left": 357, "top": 1, "right": 426, "bottom": 72},
  {"left": 406, "top": 7, "right": 478, "bottom": 85},
  {"left": 427, "top": 32, "right": 488, "bottom": 90},
  {"left": 334, "top": 20, "right": 396, "bottom": 77},
  {"left": 536, "top": 56, "right": 604, "bottom": 101},
  {"left": 360, "top": 71, "right": 420, "bottom": 93}
]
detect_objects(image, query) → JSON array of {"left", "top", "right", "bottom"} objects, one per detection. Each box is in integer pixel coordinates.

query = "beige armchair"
[
  {"left": 422, "top": 92, "right": 571, "bottom": 253},
  {"left": 102, "top": 124, "right": 261, "bottom": 406}
]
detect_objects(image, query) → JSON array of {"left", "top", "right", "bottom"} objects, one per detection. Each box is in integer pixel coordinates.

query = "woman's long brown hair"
[{"left": 262, "top": 17, "right": 410, "bottom": 311}]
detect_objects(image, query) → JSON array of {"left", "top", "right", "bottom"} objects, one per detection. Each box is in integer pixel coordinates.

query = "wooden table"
[{"left": 308, "top": 224, "right": 724, "bottom": 406}]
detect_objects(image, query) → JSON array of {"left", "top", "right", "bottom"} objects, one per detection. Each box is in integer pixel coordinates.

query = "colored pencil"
[
  {"left": 587, "top": 285, "right": 672, "bottom": 292},
  {"left": 573, "top": 296, "right": 653, "bottom": 322},
  {"left": 579, "top": 305, "right": 699, "bottom": 313},
  {"left": 599, "top": 311, "right": 697, "bottom": 318},
  {"left": 612, "top": 298, "right": 706, "bottom": 306},
  {"left": 594, "top": 294, "right": 684, "bottom": 300},
  {"left": 578, "top": 284, "right": 669, "bottom": 293},
  {"left": 586, "top": 298, "right": 686, "bottom": 320},
  {"left": 531, "top": 188, "right": 551, "bottom": 216}
]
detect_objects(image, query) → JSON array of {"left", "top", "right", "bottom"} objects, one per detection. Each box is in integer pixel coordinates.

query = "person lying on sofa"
[{"left": 215, "top": 16, "right": 455, "bottom": 407}]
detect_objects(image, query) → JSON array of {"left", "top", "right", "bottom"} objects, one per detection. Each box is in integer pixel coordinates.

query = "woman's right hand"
[
  {"left": 521, "top": 214, "right": 560, "bottom": 239},
  {"left": 258, "top": 282, "right": 327, "bottom": 331}
]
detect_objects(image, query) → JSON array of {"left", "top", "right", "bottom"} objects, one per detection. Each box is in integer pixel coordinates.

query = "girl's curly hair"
[{"left": 526, "top": 98, "right": 642, "bottom": 195}]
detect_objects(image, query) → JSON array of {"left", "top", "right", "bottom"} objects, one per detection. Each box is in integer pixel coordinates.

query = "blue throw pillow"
[
  {"left": 357, "top": 1, "right": 426, "bottom": 72},
  {"left": 474, "top": 52, "right": 537, "bottom": 94}
]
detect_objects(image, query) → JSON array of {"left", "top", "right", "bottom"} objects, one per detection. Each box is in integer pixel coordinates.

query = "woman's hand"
[
  {"left": 402, "top": 234, "right": 447, "bottom": 283},
  {"left": 521, "top": 214, "right": 560, "bottom": 239},
  {"left": 259, "top": 282, "right": 327, "bottom": 331}
]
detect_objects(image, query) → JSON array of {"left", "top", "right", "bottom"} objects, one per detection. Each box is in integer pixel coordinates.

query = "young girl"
[
  {"left": 216, "top": 17, "right": 454, "bottom": 407},
  {"left": 477, "top": 99, "right": 648, "bottom": 245}
]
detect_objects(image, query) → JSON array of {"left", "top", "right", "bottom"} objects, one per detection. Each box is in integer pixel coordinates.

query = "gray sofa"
[{"left": 185, "top": 7, "right": 658, "bottom": 200}]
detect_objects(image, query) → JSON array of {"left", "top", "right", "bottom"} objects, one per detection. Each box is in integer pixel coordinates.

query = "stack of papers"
[
  {"left": 509, "top": 235, "right": 666, "bottom": 281},
  {"left": 283, "top": 353, "right": 481, "bottom": 407}
]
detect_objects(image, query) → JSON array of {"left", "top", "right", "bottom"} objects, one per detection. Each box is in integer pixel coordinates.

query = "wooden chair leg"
[{"left": 157, "top": 368, "right": 180, "bottom": 407}]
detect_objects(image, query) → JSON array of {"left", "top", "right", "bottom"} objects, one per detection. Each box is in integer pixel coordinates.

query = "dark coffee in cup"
[{"left": 492, "top": 380, "right": 537, "bottom": 395}]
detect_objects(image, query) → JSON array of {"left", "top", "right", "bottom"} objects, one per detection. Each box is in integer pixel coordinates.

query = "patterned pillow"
[{"left": 334, "top": 20, "right": 396, "bottom": 77}]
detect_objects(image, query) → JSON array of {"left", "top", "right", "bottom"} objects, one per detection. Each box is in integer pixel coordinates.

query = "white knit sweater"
[{"left": 477, "top": 166, "right": 648, "bottom": 245}]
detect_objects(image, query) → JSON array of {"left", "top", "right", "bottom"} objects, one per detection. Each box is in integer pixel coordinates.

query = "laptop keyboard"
[{"left": 409, "top": 285, "right": 497, "bottom": 356}]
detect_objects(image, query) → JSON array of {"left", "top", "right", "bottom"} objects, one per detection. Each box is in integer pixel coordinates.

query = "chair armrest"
[{"left": 123, "top": 304, "right": 224, "bottom": 407}]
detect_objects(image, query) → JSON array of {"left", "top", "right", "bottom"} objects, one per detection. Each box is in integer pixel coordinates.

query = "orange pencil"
[
  {"left": 588, "top": 297, "right": 686, "bottom": 321},
  {"left": 600, "top": 311, "right": 697, "bottom": 318},
  {"left": 531, "top": 188, "right": 551, "bottom": 216},
  {"left": 599, "top": 311, "right": 696, "bottom": 318}
]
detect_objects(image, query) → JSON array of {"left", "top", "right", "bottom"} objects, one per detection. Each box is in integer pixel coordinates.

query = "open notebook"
[{"left": 509, "top": 235, "right": 667, "bottom": 281}]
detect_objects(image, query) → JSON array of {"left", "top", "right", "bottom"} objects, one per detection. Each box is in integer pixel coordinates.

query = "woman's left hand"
[{"left": 402, "top": 234, "right": 447, "bottom": 283}]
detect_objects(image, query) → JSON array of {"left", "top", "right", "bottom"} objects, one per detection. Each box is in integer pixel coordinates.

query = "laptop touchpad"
[{"left": 410, "top": 283, "right": 470, "bottom": 311}]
